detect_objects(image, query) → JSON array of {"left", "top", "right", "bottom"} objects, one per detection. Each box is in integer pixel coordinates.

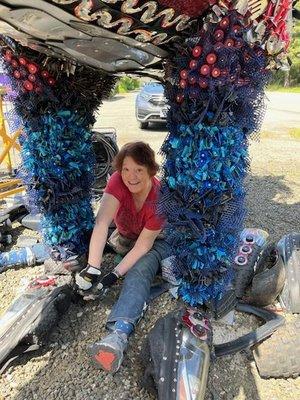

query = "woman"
[{"left": 76, "top": 141, "right": 171, "bottom": 373}]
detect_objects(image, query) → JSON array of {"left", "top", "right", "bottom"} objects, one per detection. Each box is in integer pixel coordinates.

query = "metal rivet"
[
  {"left": 163, "top": 356, "right": 167, "bottom": 360},
  {"left": 172, "top": 389, "right": 176, "bottom": 392},
  {"left": 160, "top": 377, "right": 165, "bottom": 382}
]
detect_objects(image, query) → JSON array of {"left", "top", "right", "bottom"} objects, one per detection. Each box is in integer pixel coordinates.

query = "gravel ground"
[{"left": 0, "top": 136, "right": 300, "bottom": 400}]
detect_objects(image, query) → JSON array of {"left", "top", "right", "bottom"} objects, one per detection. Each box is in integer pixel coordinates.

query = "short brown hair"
[{"left": 113, "top": 142, "right": 159, "bottom": 176}]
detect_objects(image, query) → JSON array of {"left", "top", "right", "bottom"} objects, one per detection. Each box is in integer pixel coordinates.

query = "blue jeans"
[{"left": 107, "top": 239, "right": 172, "bottom": 328}]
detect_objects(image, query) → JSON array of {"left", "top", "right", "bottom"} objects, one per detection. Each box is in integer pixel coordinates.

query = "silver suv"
[{"left": 135, "top": 82, "right": 169, "bottom": 129}]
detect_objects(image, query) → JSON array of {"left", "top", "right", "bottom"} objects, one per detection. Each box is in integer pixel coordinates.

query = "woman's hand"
[{"left": 75, "top": 264, "right": 102, "bottom": 291}]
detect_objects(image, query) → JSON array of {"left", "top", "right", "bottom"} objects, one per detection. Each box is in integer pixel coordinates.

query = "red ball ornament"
[
  {"left": 180, "top": 69, "right": 188, "bottom": 80},
  {"left": 220, "top": 17, "right": 230, "bottom": 29},
  {"left": 11, "top": 59, "right": 18, "bottom": 68},
  {"left": 27, "top": 63, "right": 38, "bottom": 74},
  {"left": 211, "top": 67, "right": 221, "bottom": 78},
  {"left": 47, "top": 77, "right": 56, "bottom": 86},
  {"left": 199, "top": 78, "right": 208, "bottom": 89},
  {"left": 200, "top": 64, "right": 211, "bottom": 76},
  {"left": 225, "top": 39, "right": 234, "bottom": 48},
  {"left": 189, "top": 59, "right": 198, "bottom": 70},
  {"left": 28, "top": 74, "right": 36, "bottom": 83},
  {"left": 23, "top": 80, "right": 34, "bottom": 91},
  {"left": 233, "top": 25, "right": 241, "bottom": 34},
  {"left": 18, "top": 57, "right": 28, "bottom": 66},
  {"left": 179, "top": 79, "right": 187, "bottom": 89},
  {"left": 5, "top": 49, "right": 12, "bottom": 58},
  {"left": 41, "top": 70, "right": 49, "bottom": 79},
  {"left": 214, "top": 29, "right": 224, "bottom": 42},
  {"left": 206, "top": 53, "right": 217, "bottom": 65},
  {"left": 13, "top": 70, "right": 21, "bottom": 79},
  {"left": 4, "top": 50, "right": 12, "bottom": 62},
  {"left": 4, "top": 53, "right": 12, "bottom": 63},
  {"left": 176, "top": 93, "right": 184, "bottom": 103},
  {"left": 192, "top": 45, "right": 202, "bottom": 58}
]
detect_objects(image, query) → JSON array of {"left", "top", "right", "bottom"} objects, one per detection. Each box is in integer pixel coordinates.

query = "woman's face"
[{"left": 121, "top": 156, "right": 152, "bottom": 194}]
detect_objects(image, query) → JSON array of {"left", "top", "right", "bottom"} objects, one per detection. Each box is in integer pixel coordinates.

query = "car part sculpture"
[{"left": 0, "top": 0, "right": 293, "bottom": 305}]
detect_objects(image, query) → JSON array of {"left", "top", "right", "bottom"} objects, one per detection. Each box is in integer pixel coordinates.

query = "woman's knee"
[{"left": 125, "top": 252, "right": 160, "bottom": 282}]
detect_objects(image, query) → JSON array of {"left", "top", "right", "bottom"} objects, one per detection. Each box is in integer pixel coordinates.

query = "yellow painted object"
[{"left": 0, "top": 94, "right": 25, "bottom": 199}]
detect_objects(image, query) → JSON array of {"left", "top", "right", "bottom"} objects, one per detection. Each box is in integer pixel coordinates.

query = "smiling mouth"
[{"left": 128, "top": 181, "right": 140, "bottom": 185}]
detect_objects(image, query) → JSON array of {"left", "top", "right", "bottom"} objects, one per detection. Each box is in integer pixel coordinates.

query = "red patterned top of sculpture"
[{"left": 158, "top": 0, "right": 211, "bottom": 17}]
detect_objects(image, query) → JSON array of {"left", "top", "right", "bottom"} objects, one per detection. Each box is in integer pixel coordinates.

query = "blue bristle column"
[
  {"left": 160, "top": 10, "right": 271, "bottom": 306},
  {"left": 1, "top": 44, "right": 117, "bottom": 260}
]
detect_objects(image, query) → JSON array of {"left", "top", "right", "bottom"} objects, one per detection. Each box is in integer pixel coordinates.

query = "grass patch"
[
  {"left": 289, "top": 128, "right": 300, "bottom": 140},
  {"left": 267, "top": 85, "right": 300, "bottom": 93}
]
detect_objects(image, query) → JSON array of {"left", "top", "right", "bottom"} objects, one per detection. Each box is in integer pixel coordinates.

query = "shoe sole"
[{"left": 88, "top": 342, "right": 122, "bottom": 374}]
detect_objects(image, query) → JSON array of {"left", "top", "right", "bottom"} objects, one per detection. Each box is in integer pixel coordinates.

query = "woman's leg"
[
  {"left": 89, "top": 239, "right": 171, "bottom": 373},
  {"left": 107, "top": 239, "right": 171, "bottom": 327}
]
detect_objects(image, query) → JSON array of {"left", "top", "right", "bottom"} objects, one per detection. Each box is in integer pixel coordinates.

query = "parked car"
[{"left": 135, "top": 82, "right": 169, "bottom": 129}]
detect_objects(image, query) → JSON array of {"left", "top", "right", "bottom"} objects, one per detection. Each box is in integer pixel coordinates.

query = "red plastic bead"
[
  {"left": 233, "top": 25, "right": 241, "bottom": 34},
  {"left": 214, "top": 29, "right": 224, "bottom": 41},
  {"left": 11, "top": 59, "right": 18, "bottom": 68},
  {"left": 180, "top": 69, "right": 188, "bottom": 80},
  {"left": 13, "top": 70, "right": 21, "bottom": 79},
  {"left": 220, "top": 17, "right": 230, "bottom": 29},
  {"left": 176, "top": 93, "right": 184, "bottom": 103},
  {"left": 5, "top": 49, "right": 12, "bottom": 57},
  {"left": 225, "top": 39, "right": 234, "bottom": 48},
  {"left": 206, "top": 53, "right": 217, "bottom": 65},
  {"left": 199, "top": 78, "right": 208, "bottom": 89},
  {"left": 48, "top": 77, "right": 56, "bottom": 86},
  {"left": 189, "top": 59, "right": 198, "bottom": 70},
  {"left": 23, "top": 80, "right": 34, "bottom": 91},
  {"left": 28, "top": 74, "right": 36, "bottom": 82},
  {"left": 192, "top": 46, "right": 202, "bottom": 58},
  {"left": 200, "top": 64, "right": 211, "bottom": 76},
  {"left": 18, "top": 57, "right": 28, "bottom": 66},
  {"left": 211, "top": 67, "right": 221, "bottom": 78},
  {"left": 41, "top": 70, "right": 49, "bottom": 78},
  {"left": 4, "top": 53, "right": 12, "bottom": 62},
  {"left": 27, "top": 63, "right": 38, "bottom": 74},
  {"left": 179, "top": 79, "right": 187, "bottom": 89}
]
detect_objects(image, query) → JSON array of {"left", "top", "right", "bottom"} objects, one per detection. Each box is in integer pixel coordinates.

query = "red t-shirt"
[{"left": 104, "top": 172, "right": 164, "bottom": 239}]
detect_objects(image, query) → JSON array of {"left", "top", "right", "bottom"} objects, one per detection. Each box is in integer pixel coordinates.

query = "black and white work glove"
[
  {"left": 75, "top": 264, "right": 101, "bottom": 291},
  {"left": 97, "top": 271, "right": 120, "bottom": 290},
  {"left": 76, "top": 268, "right": 120, "bottom": 300}
]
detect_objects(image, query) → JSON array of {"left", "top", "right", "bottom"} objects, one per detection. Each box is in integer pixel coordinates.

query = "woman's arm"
[
  {"left": 114, "top": 227, "right": 161, "bottom": 276},
  {"left": 88, "top": 193, "right": 120, "bottom": 268}
]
